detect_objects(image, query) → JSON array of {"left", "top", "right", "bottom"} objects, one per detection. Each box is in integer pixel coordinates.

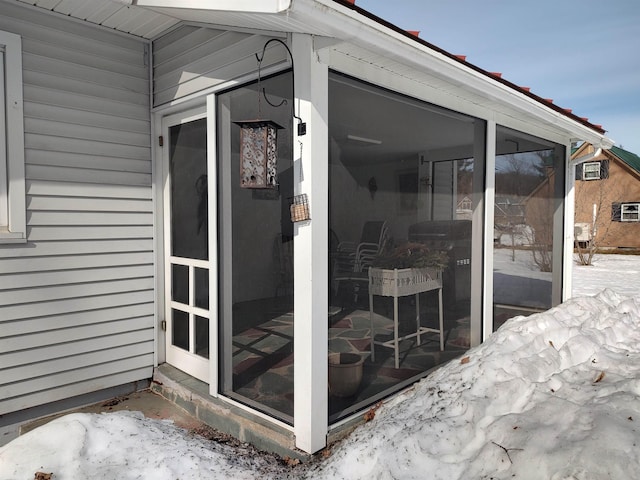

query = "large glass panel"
[
  {"left": 493, "top": 126, "right": 565, "bottom": 330},
  {"left": 218, "top": 72, "right": 294, "bottom": 422},
  {"left": 328, "top": 73, "right": 484, "bottom": 422}
]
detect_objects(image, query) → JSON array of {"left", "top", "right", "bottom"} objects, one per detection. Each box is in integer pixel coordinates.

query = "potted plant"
[
  {"left": 369, "top": 242, "right": 448, "bottom": 297},
  {"left": 372, "top": 242, "right": 449, "bottom": 270}
]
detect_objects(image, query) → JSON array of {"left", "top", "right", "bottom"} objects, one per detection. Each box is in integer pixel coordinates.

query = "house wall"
[
  {"left": 0, "top": 3, "right": 154, "bottom": 415},
  {"left": 574, "top": 150, "right": 640, "bottom": 249},
  {"left": 153, "top": 25, "right": 288, "bottom": 107}
]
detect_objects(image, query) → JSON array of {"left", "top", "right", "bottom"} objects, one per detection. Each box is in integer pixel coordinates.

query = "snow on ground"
[
  {"left": 572, "top": 253, "right": 640, "bottom": 298},
  {"left": 1, "top": 254, "right": 639, "bottom": 480},
  {"left": 0, "top": 412, "right": 292, "bottom": 480},
  {"left": 311, "top": 289, "right": 640, "bottom": 479}
]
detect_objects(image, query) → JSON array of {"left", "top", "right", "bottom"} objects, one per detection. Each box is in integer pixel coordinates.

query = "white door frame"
[{"left": 161, "top": 104, "right": 212, "bottom": 384}]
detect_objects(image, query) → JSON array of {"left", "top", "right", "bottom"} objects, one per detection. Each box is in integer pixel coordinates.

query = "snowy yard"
[{"left": 1, "top": 254, "right": 639, "bottom": 479}]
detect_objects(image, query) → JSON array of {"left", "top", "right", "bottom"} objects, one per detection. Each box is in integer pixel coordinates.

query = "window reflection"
[
  {"left": 328, "top": 73, "right": 484, "bottom": 422},
  {"left": 493, "top": 127, "right": 564, "bottom": 329}
]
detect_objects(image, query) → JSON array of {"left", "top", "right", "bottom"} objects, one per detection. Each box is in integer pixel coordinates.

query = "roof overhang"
[{"left": 13, "top": 0, "right": 614, "bottom": 149}]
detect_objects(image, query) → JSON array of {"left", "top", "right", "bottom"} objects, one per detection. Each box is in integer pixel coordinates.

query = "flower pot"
[{"left": 328, "top": 353, "right": 364, "bottom": 397}]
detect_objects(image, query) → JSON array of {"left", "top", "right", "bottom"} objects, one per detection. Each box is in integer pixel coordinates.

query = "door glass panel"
[
  {"left": 172, "top": 264, "right": 189, "bottom": 305},
  {"left": 195, "top": 267, "right": 209, "bottom": 310},
  {"left": 195, "top": 315, "right": 209, "bottom": 359},
  {"left": 170, "top": 119, "right": 208, "bottom": 260},
  {"left": 172, "top": 309, "right": 189, "bottom": 351},
  {"left": 218, "top": 72, "right": 294, "bottom": 422}
]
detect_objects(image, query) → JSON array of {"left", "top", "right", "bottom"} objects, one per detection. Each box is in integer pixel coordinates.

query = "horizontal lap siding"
[
  {"left": 153, "top": 24, "right": 288, "bottom": 106},
  {"left": 0, "top": 4, "right": 154, "bottom": 415}
]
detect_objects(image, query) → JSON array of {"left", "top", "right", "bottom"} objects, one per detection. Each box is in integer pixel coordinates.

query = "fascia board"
[
  {"left": 133, "top": 0, "right": 292, "bottom": 14},
  {"left": 292, "top": 0, "right": 614, "bottom": 149}
]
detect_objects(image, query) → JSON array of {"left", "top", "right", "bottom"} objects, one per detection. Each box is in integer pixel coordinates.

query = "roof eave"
[
  {"left": 296, "top": 0, "right": 613, "bottom": 148},
  {"left": 97, "top": 0, "right": 614, "bottom": 148}
]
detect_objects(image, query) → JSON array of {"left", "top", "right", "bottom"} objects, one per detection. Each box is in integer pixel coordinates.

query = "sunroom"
[
  {"left": 2, "top": 0, "right": 614, "bottom": 456},
  {"left": 151, "top": 10, "right": 611, "bottom": 453}
]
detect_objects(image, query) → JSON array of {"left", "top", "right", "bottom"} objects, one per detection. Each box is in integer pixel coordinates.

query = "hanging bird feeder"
[
  {"left": 235, "top": 119, "right": 283, "bottom": 189},
  {"left": 234, "top": 38, "right": 305, "bottom": 190}
]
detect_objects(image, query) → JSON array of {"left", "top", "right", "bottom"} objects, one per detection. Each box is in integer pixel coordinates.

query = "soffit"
[
  {"left": 13, "top": 0, "right": 330, "bottom": 38},
  {"left": 14, "top": 0, "right": 179, "bottom": 38},
  {"left": 328, "top": 42, "right": 573, "bottom": 142}
]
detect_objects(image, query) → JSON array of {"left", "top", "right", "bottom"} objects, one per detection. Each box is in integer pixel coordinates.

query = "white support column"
[
  {"left": 482, "top": 121, "right": 497, "bottom": 341},
  {"left": 292, "top": 33, "right": 329, "bottom": 454},
  {"left": 207, "top": 93, "right": 220, "bottom": 396},
  {"left": 562, "top": 142, "right": 575, "bottom": 301}
]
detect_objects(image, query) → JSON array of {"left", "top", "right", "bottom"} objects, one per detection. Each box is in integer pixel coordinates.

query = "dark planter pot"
[{"left": 328, "top": 353, "right": 364, "bottom": 397}]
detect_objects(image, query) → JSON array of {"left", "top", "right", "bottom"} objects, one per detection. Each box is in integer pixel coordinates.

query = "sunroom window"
[
  {"left": 328, "top": 72, "right": 485, "bottom": 422},
  {"left": 492, "top": 127, "right": 565, "bottom": 329}
]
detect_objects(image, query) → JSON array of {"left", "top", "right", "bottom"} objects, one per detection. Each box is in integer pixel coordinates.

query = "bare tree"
[{"left": 574, "top": 163, "right": 614, "bottom": 266}]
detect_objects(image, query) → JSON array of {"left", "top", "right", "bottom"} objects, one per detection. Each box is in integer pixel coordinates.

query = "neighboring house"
[
  {"left": 573, "top": 143, "right": 640, "bottom": 250},
  {"left": 0, "top": 0, "right": 613, "bottom": 455}
]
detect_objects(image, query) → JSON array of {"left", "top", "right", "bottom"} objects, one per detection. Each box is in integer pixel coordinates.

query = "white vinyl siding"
[
  {"left": 0, "top": 3, "right": 153, "bottom": 415},
  {"left": 153, "top": 24, "right": 288, "bottom": 107}
]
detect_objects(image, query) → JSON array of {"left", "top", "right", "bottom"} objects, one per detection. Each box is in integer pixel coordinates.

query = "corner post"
[{"left": 291, "top": 33, "right": 329, "bottom": 454}]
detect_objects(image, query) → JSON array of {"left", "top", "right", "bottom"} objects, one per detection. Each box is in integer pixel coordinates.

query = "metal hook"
[{"left": 255, "top": 38, "right": 306, "bottom": 136}]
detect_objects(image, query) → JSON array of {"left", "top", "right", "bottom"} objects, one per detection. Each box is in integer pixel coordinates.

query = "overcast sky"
[{"left": 356, "top": 0, "right": 640, "bottom": 154}]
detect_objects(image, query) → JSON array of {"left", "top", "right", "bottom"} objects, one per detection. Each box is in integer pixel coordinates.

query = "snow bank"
[
  {"left": 310, "top": 290, "right": 640, "bottom": 479},
  {"left": 2, "top": 289, "right": 640, "bottom": 480},
  {"left": 0, "top": 411, "right": 284, "bottom": 480}
]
